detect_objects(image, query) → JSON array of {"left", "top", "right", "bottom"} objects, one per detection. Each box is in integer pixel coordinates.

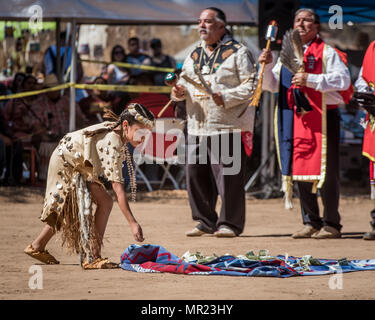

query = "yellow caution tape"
[
  {"left": 79, "top": 58, "right": 175, "bottom": 73},
  {"left": 74, "top": 83, "right": 171, "bottom": 94},
  {"left": 0, "top": 83, "right": 70, "bottom": 101},
  {"left": 0, "top": 82, "right": 171, "bottom": 101}
]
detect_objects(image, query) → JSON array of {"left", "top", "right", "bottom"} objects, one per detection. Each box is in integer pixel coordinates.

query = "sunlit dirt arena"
[{"left": 1, "top": 187, "right": 374, "bottom": 300}]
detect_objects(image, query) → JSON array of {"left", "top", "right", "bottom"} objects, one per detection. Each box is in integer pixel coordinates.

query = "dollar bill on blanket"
[{"left": 120, "top": 244, "right": 375, "bottom": 277}]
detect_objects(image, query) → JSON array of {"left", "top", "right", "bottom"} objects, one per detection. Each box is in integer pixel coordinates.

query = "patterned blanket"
[{"left": 120, "top": 244, "right": 375, "bottom": 277}]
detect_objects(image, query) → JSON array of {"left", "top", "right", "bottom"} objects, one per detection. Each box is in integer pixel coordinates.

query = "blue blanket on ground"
[{"left": 120, "top": 244, "right": 375, "bottom": 277}]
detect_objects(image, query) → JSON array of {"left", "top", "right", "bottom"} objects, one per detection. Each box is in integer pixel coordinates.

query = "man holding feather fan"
[{"left": 258, "top": 8, "right": 351, "bottom": 239}]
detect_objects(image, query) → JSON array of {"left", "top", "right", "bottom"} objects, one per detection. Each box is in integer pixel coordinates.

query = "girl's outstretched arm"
[{"left": 112, "top": 181, "right": 144, "bottom": 242}]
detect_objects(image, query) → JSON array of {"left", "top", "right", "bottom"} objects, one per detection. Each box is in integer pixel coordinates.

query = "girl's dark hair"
[
  {"left": 111, "top": 45, "right": 126, "bottom": 62},
  {"left": 83, "top": 103, "right": 155, "bottom": 137}
]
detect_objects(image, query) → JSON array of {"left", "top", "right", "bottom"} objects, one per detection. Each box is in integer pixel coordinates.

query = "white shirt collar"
[{"left": 303, "top": 34, "right": 320, "bottom": 50}]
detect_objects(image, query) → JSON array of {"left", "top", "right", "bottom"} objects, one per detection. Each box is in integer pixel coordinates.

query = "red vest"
[
  {"left": 361, "top": 40, "right": 375, "bottom": 163},
  {"left": 290, "top": 37, "right": 326, "bottom": 185}
]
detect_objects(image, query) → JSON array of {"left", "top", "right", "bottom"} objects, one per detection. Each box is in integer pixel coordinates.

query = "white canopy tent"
[
  {"left": 0, "top": 0, "right": 258, "bottom": 130},
  {"left": 0, "top": 0, "right": 257, "bottom": 25}
]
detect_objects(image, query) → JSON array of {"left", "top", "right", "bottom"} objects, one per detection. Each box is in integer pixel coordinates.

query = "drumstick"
[
  {"left": 181, "top": 74, "right": 211, "bottom": 95},
  {"left": 157, "top": 99, "right": 174, "bottom": 118},
  {"left": 157, "top": 72, "right": 178, "bottom": 118},
  {"left": 249, "top": 20, "right": 278, "bottom": 107}
]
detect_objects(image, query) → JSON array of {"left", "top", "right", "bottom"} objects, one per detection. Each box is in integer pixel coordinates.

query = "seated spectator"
[
  {"left": 105, "top": 45, "right": 132, "bottom": 112},
  {"left": 150, "top": 38, "right": 177, "bottom": 86},
  {"left": 4, "top": 75, "right": 42, "bottom": 143},
  {"left": 79, "top": 76, "right": 122, "bottom": 125},
  {"left": 33, "top": 73, "right": 88, "bottom": 141},
  {"left": 107, "top": 45, "right": 130, "bottom": 85},
  {"left": 126, "top": 37, "right": 151, "bottom": 77},
  {"left": 3, "top": 75, "right": 43, "bottom": 185},
  {"left": 0, "top": 107, "right": 12, "bottom": 184},
  {"left": 9, "top": 72, "right": 26, "bottom": 94},
  {"left": 0, "top": 83, "right": 12, "bottom": 110},
  {"left": 32, "top": 74, "right": 89, "bottom": 180}
]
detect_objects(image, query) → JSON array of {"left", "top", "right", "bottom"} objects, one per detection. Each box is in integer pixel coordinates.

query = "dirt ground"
[{"left": 0, "top": 186, "right": 375, "bottom": 300}]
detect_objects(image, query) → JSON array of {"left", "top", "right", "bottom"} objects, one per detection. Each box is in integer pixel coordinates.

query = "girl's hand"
[{"left": 130, "top": 222, "right": 144, "bottom": 242}]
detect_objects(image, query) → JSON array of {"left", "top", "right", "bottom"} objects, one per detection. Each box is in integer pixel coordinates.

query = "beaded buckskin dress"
[{"left": 39, "top": 121, "right": 127, "bottom": 264}]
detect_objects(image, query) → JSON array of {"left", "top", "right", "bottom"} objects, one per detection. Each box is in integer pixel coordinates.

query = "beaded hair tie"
[{"left": 127, "top": 103, "right": 155, "bottom": 127}]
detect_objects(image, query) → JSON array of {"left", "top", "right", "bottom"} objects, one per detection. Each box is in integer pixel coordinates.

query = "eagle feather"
[{"left": 280, "top": 29, "right": 305, "bottom": 74}]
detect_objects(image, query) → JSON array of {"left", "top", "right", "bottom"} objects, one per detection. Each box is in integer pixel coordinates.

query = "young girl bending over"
[{"left": 24, "top": 103, "right": 154, "bottom": 269}]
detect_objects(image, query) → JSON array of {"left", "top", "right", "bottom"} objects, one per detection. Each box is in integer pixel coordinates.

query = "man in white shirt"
[
  {"left": 259, "top": 8, "right": 351, "bottom": 239},
  {"left": 171, "top": 7, "right": 256, "bottom": 237}
]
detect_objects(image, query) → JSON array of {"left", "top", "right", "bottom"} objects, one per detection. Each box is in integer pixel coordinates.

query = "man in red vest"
[
  {"left": 259, "top": 8, "right": 351, "bottom": 239},
  {"left": 354, "top": 40, "right": 375, "bottom": 240}
]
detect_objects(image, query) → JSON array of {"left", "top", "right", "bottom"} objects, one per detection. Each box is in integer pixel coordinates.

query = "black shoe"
[{"left": 363, "top": 230, "right": 375, "bottom": 240}]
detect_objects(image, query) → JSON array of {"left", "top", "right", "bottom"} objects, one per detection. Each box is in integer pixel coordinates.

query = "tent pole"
[
  {"left": 69, "top": 19, "right": 76, "bottom": 131},
  {"left": 55, "top": 19, "right": 61, "bottom": 83},
  {"left": 260, "top": 92, "right": 270, "bottom": 184},
  {"left": 269, "top": 91, "right": 275, "bottom": 177},
  {"left": 61, "top": 22, "right": 71, "bottom": 81}
]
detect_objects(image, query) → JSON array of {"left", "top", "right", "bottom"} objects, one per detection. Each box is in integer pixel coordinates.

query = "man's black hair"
[
  {"left": 295, "top": 8, "right": 320, "bottom": 25},
  {"left": 128, "top": 37, "right": 140, "bottom": 44},
  {"left": 205, "top": 7, "right": 227, "bottom": 24}
]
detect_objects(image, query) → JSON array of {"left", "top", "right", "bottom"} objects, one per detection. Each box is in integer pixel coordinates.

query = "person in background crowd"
[
  {"left": 42, "top": 31, "right": 83, "bottom": 82},
  {"left": 33, "top": 73, "right": 88, "bottom": 142},
  {"left": 107, "top": 45, "right": 130, "bottom": 85},
  {"left": 106, "top": 45, "right": 132, "bottom": 113},
  {"left": 0, "top": 83, "right": 12, "bottom": 111},
  {"left": 3, "top": 75, "right": 43, "bottom": 185},
  {"left": 10, "top": 72, "right": 26, "bottom": 94},
  {"left": 0, "top": 107, "right": 12, "bottom": 184},
  {"left": 32, "top": 74, "right": 89, "bottom": 181},
  {"left": 79, "top": 76, "right": 122, "bottom": 125},
  {"left": 126, "top": 37, "right": 151, "bottom": 77},
  {"left": 10, "top": 38, "right": 26, "bottom": 74},
  {"left": 149, "top": 38, "right": 177, "bottom": 86}
]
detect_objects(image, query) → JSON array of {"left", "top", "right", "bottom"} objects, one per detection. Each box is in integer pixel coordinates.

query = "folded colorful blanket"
[{"left": 120, "top": 244, "right": 375, "bottom": 277}]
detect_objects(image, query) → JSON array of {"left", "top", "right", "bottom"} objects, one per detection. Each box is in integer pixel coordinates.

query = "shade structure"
[
  {"left": 0, "top": 0, "right": 257, "bottom": 25},
  {"left": 301, "top": 0, "right": 375, "bottom": 23}
]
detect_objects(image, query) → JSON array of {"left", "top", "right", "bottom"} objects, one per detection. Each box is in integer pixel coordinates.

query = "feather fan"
[{"left": 280, "top": 29, "right": 305, "bottom": 74}]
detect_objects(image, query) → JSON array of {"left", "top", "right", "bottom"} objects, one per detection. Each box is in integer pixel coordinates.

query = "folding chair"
[{"left": 134, "top": 117, "right": 185, "bottom": 191}]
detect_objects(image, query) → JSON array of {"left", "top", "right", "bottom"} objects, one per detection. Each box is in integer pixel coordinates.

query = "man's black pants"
[
  {"left": 186, "top": 132, "right": 247, "bottom": 235},
  {"left": 297, "top": 109, "right": 342, "bottom": 231}
]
